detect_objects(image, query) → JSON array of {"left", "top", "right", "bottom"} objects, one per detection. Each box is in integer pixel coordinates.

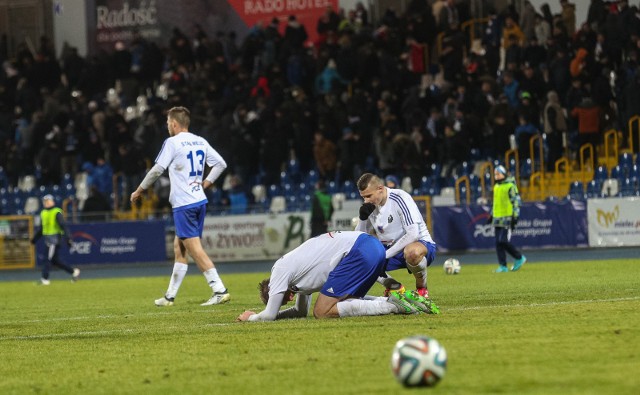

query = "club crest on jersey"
[{"left": 388, "top": 215, "right": 393, "bottom": 223}]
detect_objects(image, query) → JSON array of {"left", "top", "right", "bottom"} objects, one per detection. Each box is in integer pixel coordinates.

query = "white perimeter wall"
[{"left": 52, "top": 0, "right": 87, "bottom": 57}]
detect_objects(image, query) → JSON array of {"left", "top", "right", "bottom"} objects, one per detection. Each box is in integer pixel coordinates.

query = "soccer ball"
[
  {"left": 390, "top": 335, "right": 447, "bottom": 387},
  {"left": 443, "top": 258, "right": 461, "bottom": 275}
]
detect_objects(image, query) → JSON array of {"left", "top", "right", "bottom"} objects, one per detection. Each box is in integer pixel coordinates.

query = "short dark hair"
[
  {"left": 357, "top": 173, "right": 382, "bottom": 191},
  {"left": 258, "top": 279, "right": 270, "bottom": 304}
]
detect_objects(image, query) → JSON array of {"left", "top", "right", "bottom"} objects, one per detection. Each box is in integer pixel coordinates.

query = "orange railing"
[
  {"left": 580, "top": 143, "right": 594, "bottom": 184},
  {"left": 455, "top": 175, "right": 471, "bottom": 205},
  {"left": 603, "top": 129, "right": 619, "bottom": 172},
  {"left": 505, "top": 148, "right": 519, "bottom": 186},
  {"left": 628, "top": 115, "right": 640, "bottom": 151},
  {"left": 479, "top": 161, "right": 494, "bottom": 200},
  {"left": 530, "top": 134, "right": 544, "bottom": 177}
]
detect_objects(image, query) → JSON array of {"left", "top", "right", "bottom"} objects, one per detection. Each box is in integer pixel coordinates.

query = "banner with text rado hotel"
[{"left": 87, "top": 0, "right": 338, "bottom": 54}]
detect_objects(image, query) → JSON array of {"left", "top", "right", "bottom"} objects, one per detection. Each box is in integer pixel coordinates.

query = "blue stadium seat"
[
  {"left": 610, "top": 165, "right": 624, "bottom": 181},
  {"left": 305, "top": 169, "right": 319, "bottom": 186},
  {"left": 342, "top": 180, "right": 356, "bottom": 194},
  {"left": 282, "top": 183, "right": 295, "bottom": 197},
  {"left": 586, "top": 180, "right": 603, "bottom": 198},
  {"left": 267, "top": 184, "right": 282, "bottom": 198},
  {"left": 618, "top": 153, "right": 633, "bottom": 171},
  {"left": 568, "top": 181, "right": 586, "bottom": 201},
  {"left": 327, "top": 181, "right": 339, "bottom": 194},
  {"left": 593, "top": 166, "right": 608, "bottom": 183},
  {"left": 279, "top": 171, "right": 292, "bottom": 187},
  {"left": 619, "top": 178, "right": 636, "bottom": 197},
  {"left": 459, "top": 161, "right": 472, "bottom": 176}
]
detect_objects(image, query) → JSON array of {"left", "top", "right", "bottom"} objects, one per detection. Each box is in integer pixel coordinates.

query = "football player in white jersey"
[
  {"left": 131, "top": 106, "right": 230, "bottom": 307},
  {"left": 355, "top": 173, "right": 437, "bottom": 298},
  {"left": 236, "top": 231, "right": 439, "bottom": 322}
]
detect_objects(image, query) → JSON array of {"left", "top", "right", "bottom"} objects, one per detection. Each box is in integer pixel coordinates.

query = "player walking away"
[
  {"left": 236, "top": 231, "right": 439, "bottom": 322},
  {"left": 356, "top": 173, "right": 436, "bottom": 298},
  {"left": 31, "top": 194, "right": 80, "bottom": 284},
  {"left": 131, "top": 106, "right": 230, "bottom": 306},
  {"left": 487, "top": 165, "right": 526, "bottom": 272}
]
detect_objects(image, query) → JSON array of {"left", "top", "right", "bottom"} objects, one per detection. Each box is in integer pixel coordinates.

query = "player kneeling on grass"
[{"left": 236, "top": 231, "right": 440, "bottom": 322}]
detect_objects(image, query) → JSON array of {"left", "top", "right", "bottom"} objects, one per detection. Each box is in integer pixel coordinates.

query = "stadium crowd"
[{"left": 1, "top": 0, "right": 639, "bottom": 215}]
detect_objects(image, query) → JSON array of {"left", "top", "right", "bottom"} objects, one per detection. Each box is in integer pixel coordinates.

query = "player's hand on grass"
[
  {"left": 236, "top": 311, "right": 256, "bottom": 322},
  {"left": 359, "top": 203, "right": 376, "bottom": 220}
]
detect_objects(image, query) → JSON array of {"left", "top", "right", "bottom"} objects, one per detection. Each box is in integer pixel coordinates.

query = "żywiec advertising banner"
[
  {"left": 201, "top": 212, "right": 310, "bottom": 262},
  {"left": 35, "top": 221, "right": 166, "bottom": 265},
  {"left": 587, "top": 197, "right": 640, "bottom": 247},
  {"left": 87, "top": 0, "right": 337, "bottom": 54}
]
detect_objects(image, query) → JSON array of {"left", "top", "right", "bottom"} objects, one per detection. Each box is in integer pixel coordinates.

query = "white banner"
[
  {"left": 587, "top": 197, "right": 640, "bottom": 247},
  {"left": 199, "top": 201, "right": 363, "bottom": 262},
  {"left": 202, "top": 213, "right": 309, "bottom": 262}
]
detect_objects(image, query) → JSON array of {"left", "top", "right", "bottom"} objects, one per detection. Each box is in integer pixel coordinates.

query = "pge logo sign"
[{"left": 70, "top": 231, "right": 98, "bottom": 255}]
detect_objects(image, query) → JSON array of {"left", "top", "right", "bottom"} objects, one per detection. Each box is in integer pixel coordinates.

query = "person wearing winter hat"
[{"left": 486, "top": 165, "right": 526, "bottom": 272}]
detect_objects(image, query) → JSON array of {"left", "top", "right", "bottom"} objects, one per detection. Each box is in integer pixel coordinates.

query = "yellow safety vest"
[
  {"left": 41, "top": 207, "right": 64, "bottom": 236},
  {"left": 492, "top": 181, "right": 516, "bottom": 218}
]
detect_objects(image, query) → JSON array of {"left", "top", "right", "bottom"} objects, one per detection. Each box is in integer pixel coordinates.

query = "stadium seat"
[
  {"left": 251, "top": 184, "right": 266, "bottom": 202},
  {"left": 459, "top": 161, "right": 472, "bottom": 176},
  {"left": 327, "top": 181, "right": 339, "bottom": 194},
  {"left": 285, "top": 195, "right": 298, "bottom": 212},
  {"left": 610, "top": 165, "right": 624, "bottom": 181},
  {"left": 267, "top": 184, "right": 282, "bottom": 198},
  {"left": 331, "top": 192, "right": 346, "bottom": 210},
  {"left": 282, "top": 183, "right": 295, "bottom": 198},
  {"left": 0, "top": 167, "right": 7, "bottom": 188},
  {"left": 400, "top": 177, "right": 413, "bottom": 192},
  {"left": 19, "top": 175, "right": 36, "bottom": 192},
  {"left": 593, "top": 166, "right": 608, "bottom": 183},
  {"left": 286, "top": 159, "right": 301, "bottom": 182},
  {"left": 279, "top": 171, "right": 292, "bottom": 187},
  {"left": 305, "top": 169, "right": 319, "bottom": 186},
  {"left": 342, "top": 180, "right": 356, "bottom": 194},
  {"left": 619, "top": 178, "right": 636, "bottom": 197},
  {"left": 601, "top": 178, "right": 619, "bottom": 197},
  {"left": 586, "top": 180, "right": 603, "bottom": 198},
  {"left": 23, "top": 197, "right": 40, "bottom": 214},
  {"left": 269, "top": 196, "right": 286, "bottom": 213},
  {"left": 520, "top": 159, "right": 532, "bottom": 179},
  {"left": 618, "top": 153, "right": 633, "bottom": 172},
  {"left": 568, "top": 181, "right": 585, "bottom": 201}
]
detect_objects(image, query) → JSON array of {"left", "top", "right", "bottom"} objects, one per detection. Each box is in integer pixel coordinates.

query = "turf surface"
[{"left": 1, "top": 259, "right": 638, "bottom": 394}]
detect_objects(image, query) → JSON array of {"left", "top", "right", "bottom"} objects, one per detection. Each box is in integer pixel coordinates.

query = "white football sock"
[
  {"left": 337, "top": 298, "right": 397, "bottom": 317},
  {"left": 165, "top": 262, "right": 188, "bottom": 299},
  {"left": 203, "top": 268, "right": 226, "bottom": 293},
  {"left": 407, "top": 257, "right": 428, "bottom": 288}
]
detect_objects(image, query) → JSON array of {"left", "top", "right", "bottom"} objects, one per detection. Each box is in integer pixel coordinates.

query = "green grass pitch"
[{"left": 1, "top": 259, "right": 639, "bottom": 395}]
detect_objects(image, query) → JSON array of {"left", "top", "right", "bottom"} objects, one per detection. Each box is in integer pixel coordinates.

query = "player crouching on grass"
[
  {"left": 236, "top": 231, "right": 440, "bottom": 322},
  {"left": 356, "top": 173, "right": 437, "bottom": 298}
]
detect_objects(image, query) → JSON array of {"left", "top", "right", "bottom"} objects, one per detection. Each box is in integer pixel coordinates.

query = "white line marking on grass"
[
  {"left": 448, "top": 296, "right": 640, "bottom": 311},
  {"left": 2, "top": 311, "right": 175, "bottom": 325},
  {"left": 5, "top": 329, "right": 135, "bottom": 340}
]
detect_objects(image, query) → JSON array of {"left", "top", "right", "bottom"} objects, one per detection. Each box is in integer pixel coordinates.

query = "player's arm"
[
  {"left": 56, "top": 212, "right": 73, "bottom": 245},
  {"left": 202, "top": 146, "right": 227, "bottom": 189},
  {"left": 131, "top": 163, "right": 166, "bottom": 202},
  {"left": 384, "top": 223, "right": 419, "bottom": 259}
]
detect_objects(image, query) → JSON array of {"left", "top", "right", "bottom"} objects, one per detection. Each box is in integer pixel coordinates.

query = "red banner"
[{"left": 228, "top": 0, "right": 339, "bottom": 44}]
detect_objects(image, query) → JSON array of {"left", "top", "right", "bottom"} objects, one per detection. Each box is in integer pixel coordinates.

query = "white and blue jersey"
[
  {"left": 155, "top": 132, "right": 225, "bottom": 211},
  {"left": 359, "top": 187, "right": 436, "bottom": 269}
]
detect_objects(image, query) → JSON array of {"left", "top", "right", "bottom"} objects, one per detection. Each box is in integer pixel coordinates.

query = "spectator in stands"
[
  {"left": 487, "top": 165, "right": 525, "bottom": 273},
  {"left": 543, "top": 91, "right": 568, "bottom": 170},
  {"left": 31, "top": 194, "right": 80, "bottom": 284},
  {"left": 225, "top": 174, "right": 251, "bottom": 215},
  {"left": 571, "top": 96, "right": 602, "bottom": 160},
  {"left": 560, "top": 0, "right": 577, "bottom": 37},
  {"left": 313, "top": 130, "right": 337, "bottom": 181},
  {"left": 82, "top": 185, "right": 111, "bottom": 222},
  {"left": 237, "top": 231, "right": 438, "bottom": 321},
  {"left": 310, "top": 179, "right": 333, "bottom": 237},
  {"left": 514, "top": 114, "right": 540, "bottom": 160}
]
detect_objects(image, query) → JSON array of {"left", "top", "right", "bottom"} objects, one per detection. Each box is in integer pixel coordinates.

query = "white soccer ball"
[
  {"left": 443, "top": 258, "right": 461, "bottom": 275},
  {"left": 390, "top": 335, "right": 447, "bottom": 387}
]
